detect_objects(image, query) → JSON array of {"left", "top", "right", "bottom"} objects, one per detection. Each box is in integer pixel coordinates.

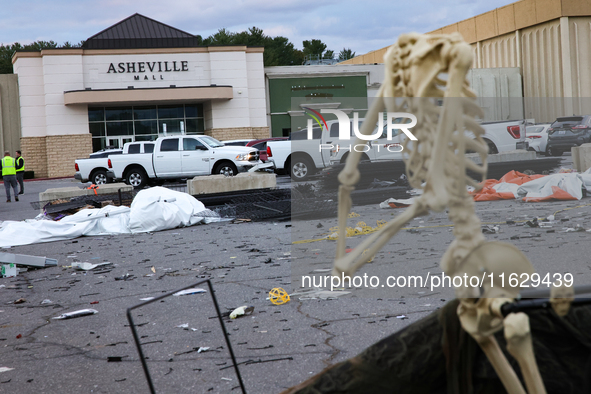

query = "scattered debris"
[
  {"left": 13, "top": 298, "right": 26, "bottom": 304},
  {"left": 1, "top": 264, "right": 17, "bottom": 278},
  {"left": 176, "top": 323, "right": 189, "bottom": 329},
  {"left": 0, "top": 368, "right": 13, "bottom": 373},
  {"left": 230, "top": 306, "right": 255, "bottom": 319},
  {"left": 197, "top": 347, "right": 209, "bottom": 353},
  {"left": 53, "top": 309, "right": 98, "bottom": 320},
  {"left": 268, "top": 288, "right": 290, "bottom": 305},
  {"left": 114, "top": 274, "right": 135, "bottom": 281},
  {"left": 0, "top": 252, "right": 57, "bottom": 268},
  {"left": 482, "top": 225, "right": 500, "bottom": 234},
  {"left": 41, "top": 299, "right": 52, "bottom": 304},
  {"left": 173, "top": 288, "right": 206, "bottom": 296},
  {"left": 72, "top": 262, "right": 112, "bottom": 271}
]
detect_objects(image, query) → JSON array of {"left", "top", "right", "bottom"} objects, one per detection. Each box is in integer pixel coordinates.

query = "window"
[
  {"left": 252, "top": 142, "right": 267, "bottom": 150},
  {"left": 291, "top": 128, "right": 321, "bottom": 140},
  {"left": 183, "top": 138, "right": 206, "bottom": 151},
  {"left": 127, "top": 144, "right": 141, "bottom": 154},
  {"left": 88, "top": 104, "right": 204, "bottom": 152},
  {"left": 200, "top": 136, "right": 224, "bottom": 148},
  {"left": 160, "top": 139, "right": 179, "bottom": 151},
  {"left": 144, "top": 143, "right": 155, "bottom": 153}
]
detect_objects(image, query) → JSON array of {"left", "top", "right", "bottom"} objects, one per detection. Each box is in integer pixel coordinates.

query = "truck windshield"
[{"left": 200, "top": 136, "right": 224, "bottom": 148}]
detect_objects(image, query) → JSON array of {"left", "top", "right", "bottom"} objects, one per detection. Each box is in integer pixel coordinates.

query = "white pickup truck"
[
  {"left": 106, "top": 135, "right": 262, "bottom": 188},
  {"left": 74, "top": 148, "right": 124, "bottom": 185},
  {"left": 268, "top": 118, "right": 530, "bottom": 181}
]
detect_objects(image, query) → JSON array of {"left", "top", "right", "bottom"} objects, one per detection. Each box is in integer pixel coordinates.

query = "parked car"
[
  {"left": 245, "top": 137, "right": 288, "bottom": 162},
  {"left": 222, "top": 139, "right": 254, "bottom": 147},
  {"left": 107, "top": 135, "right": 262, "bottom": 188},
  {"left": 74, "top": 148, "right": 123, "bottom": 185},
  {"left": 546, "top": 116, "right": 591, "bottom": 156},
  {"left": 525, "top": 123, "right": 551, "bottom": 155},
  {"left": 479, "top": 119, "right": 530, "bottom": 153}
]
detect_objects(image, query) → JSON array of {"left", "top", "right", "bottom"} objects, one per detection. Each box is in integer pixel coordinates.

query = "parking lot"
[{"left": 2, "top": 155, "right": 591, "bottom": 393}]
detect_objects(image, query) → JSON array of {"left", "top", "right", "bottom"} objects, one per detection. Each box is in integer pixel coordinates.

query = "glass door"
[{"left": 107, "top": 137, "right": 134, "bottom": 149}]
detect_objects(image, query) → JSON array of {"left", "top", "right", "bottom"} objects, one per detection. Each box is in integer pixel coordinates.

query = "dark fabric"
[
  {"left": 16, "top": 172, "right": 24, "bottom": 193},
  {"left": 4, "top": 174, "right": 18, "bottom": 200},
  {"left": 283, "top": 300, "right": 591, "bottom": 394}
]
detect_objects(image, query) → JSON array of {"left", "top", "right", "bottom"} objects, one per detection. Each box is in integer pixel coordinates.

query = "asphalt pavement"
[{"left": 2, "top": 157, "right": 591, "bottom": 393}]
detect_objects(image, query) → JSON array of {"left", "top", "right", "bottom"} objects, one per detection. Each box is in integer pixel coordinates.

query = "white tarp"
[
  {"left": 0, "top": 187, "right": 221, "bottom": 248},
  {"left": 493, "top": 173, "right": 588, "bottom": 200}
]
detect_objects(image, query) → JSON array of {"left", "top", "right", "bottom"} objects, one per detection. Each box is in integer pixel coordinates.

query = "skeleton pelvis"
[
  {"left": 451, "top": 241, "right": 535, "bottom": 300},
  {"left": 453, "top": 241, "right": 535, "bottom": 338}
]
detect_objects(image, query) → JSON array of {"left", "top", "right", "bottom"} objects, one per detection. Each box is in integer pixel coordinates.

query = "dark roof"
[{"left": 82, "top": 13, "right": 201, "bottom": 49}]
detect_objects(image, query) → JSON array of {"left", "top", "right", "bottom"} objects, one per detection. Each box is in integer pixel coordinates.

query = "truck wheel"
[
  {"left": 291, "top": 156, "right": 313, "bottom": 181},
  {"left": 214, "top": 162, "right": 237, "bottom": 176},
  {"left": 546, "top": 146, "right": 562, "bottom": 156},
  {"left": 126, "top": 167, "right": 147, "bottom": 189},
  {"left": 91, "top": 170, "right": 108, "bottom": 185},
  {"left": 484, "top": 139, "right": 498, "bottom": 154}
]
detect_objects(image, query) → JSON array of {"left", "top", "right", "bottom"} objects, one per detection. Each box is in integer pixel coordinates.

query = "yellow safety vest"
[
  {"left": 2, "top": 156, "right": 16, "bottom": 176},
  {"left": 15, "top": 157, "right": 24, "bottom": 172}
]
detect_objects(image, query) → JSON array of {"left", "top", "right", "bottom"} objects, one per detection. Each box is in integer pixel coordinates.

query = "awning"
[{"left": 64, "top": 85, "right": 233, "bottom": 105}]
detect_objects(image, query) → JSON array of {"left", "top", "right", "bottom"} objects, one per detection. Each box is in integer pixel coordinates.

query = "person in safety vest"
[
  {"left": 15, "top": 150, "right": 24, "bottom": 195},
  {"left": 1, "top": 151, "right": 19, "bottom": 202}
]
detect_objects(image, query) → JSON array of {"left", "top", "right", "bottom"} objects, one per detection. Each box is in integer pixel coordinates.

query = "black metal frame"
[{"left": 126, "top": 279, "right": 246, "bottom": 394}]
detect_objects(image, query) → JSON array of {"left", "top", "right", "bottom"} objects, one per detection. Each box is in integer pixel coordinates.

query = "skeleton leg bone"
[{"left": 504, "top": 312, "right": 547, "bottom": 394}]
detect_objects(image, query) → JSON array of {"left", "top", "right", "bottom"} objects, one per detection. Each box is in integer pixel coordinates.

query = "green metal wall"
[{"left": 268, "top": 75, "right": 367, "bottom": 137}]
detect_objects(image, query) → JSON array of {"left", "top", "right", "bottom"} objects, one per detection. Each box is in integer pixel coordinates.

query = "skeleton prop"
[{"left": 329, "top": 33, "right": 545, "bottom": 394}]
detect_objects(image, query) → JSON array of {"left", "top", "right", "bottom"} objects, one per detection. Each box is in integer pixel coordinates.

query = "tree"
[
  {"left": 302, "top": 39, "right": 327, "bottom": 58},
  {"left": 1, "top": 40, "right": 82, "bottom": 74},
  {"left": 202, "top": 28, "right": 236, "bottom": 46},
  {"left": 323, "top": 50, "right": 334, "bottom": 59},
  {"left": 338, "top": 48, "right": 356, "bottom": 61}
]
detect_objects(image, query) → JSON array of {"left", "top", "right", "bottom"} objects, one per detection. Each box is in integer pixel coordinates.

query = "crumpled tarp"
[
  {"left": 0, "top": 187, "right": 221, "bottom": 248},
  {"left": 473, "top": 170, "right": 591, "bottom": 202}
]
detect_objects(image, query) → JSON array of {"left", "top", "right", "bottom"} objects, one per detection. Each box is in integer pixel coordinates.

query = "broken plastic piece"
[
  {"left": 269, "top": 288, "right": 290, "bottom": 305},
  {"left": 53, "top": 309, "right": 98, "bottom": 320},
  {"left": 172, "top": 288, "right": 206, "bottom": 296},
  {"left": 197, "top": 347, "right": 209, "bottom": 353},
  {"left": 482, "top": 225, "right": 500, "bottom": 234},
  {"left": 230, "top": 306, "right": 255, "bottom": 319},
  {"left": 0, "top": 367, "right": 14, "bottom": 373},
  {"left": 1, "top": 264, "right": 17, "bottom": 278},
  {"left": 176, "top": 323, "right": 189, "bottom": 329},
  {"left": 72, "top": 262, "right": 111, "bottom": 271},
  {"left": 13, "top": 298, "right": 26, "bottom": 304},
  {"left": 41, "top": 299, "right": 52, "bottom": 304}
]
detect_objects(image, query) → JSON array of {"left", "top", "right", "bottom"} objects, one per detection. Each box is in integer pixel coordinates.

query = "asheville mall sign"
[{"left": 107, "top": 60, "right": 189, "bottom": 80}]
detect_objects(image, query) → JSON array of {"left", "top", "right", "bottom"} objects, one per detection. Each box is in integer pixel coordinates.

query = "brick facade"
[
  {"left": 206, "top": 127, "right": 270, "bottom": 142},
  {"left": 20, "top": 137, "right": 49, "bottom": 178},
  {"left": 20, "top": 134, "right": 92, "bottom": 179}
]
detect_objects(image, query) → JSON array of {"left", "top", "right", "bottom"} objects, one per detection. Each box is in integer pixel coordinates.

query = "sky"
[{"left": 0, "top": 0, "right": 517, "bottom": 56}]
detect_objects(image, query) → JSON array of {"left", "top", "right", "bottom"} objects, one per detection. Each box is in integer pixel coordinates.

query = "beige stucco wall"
[{"left": 0, "top": 74, "right": 21, "bottom": 156}]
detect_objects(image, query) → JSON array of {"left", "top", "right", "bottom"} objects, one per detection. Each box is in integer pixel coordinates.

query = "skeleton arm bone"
[{"left": 332, "top": 201, "right": 428, "bottom": 277}]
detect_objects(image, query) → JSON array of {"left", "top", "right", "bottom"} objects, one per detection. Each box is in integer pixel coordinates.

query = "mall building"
[{"left": 11, "top": 14, "right": 268, "bottom": 178}]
